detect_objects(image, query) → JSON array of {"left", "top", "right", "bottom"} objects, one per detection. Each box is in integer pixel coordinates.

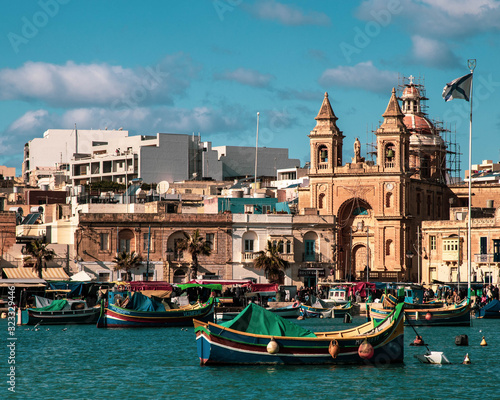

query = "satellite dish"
[{"left": 156, "top": 181, "right": 170, "bottom": 194}]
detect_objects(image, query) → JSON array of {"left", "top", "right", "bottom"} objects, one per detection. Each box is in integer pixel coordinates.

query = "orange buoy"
[
  {"left": 425, "top": 312, "right": 432, "bottom": 321},
  {"left": 267, "top": 337, "right": 280, "bottom": 354},
  {"left": 480, "top": 336, "right": 487, "bottom": 346},
  {"left": 329, "top": 340, "right": 340, "bottom": 358},
  {"left": 358, "top": 339, "right": 374, "bottom": 359}
]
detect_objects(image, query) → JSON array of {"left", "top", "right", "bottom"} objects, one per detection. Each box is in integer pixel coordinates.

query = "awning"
[
  {"left": 42, "top": 268, "right": 70, "bottom": 281},
  {"left": 0, "top": 278, "right": 46, "bottom": 287},
  {"left": 140, "top": 290, "right": 172, "bottom": 299},
  {"left": 70, "top": 271, "right": 94, "bottom": 282},
  {"left": 3, "top": 268, "right": 38, "bottom": 279}
]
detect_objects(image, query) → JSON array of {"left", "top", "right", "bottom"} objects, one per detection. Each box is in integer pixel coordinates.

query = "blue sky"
[{"left": 1, "top": 0, "right": 500, "bottom": 176}]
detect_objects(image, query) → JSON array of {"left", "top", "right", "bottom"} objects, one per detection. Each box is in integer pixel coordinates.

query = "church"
[{"left": 298, "top": 78, "right": 454, "bottom": 282}]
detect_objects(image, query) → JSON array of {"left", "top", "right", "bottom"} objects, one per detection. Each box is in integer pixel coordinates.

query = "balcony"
[
  {"left": 302, "top": 253, "right": 329, "bottom": 263},
  {"left": 474, "top": 253, "right": 500, "bottom": 263},
  {"left": 360, "top": 271, "right": 403, "bottom": 281},
  {"left": 242, "top": 252, "right": 295, "bottom": 263}
]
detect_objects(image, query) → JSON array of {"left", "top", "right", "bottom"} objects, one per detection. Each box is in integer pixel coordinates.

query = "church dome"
[
  {"left": 403, "top": 114, "right": 435, "bottom": 135},
  {"left": 401, "top": 85, "right": 420, "bottom": 99}
]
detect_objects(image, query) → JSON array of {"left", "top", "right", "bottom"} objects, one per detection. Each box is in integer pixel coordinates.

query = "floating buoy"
[
  {"left": 267, "top": 337, "right": 280, "bottom": 354},
  {"left": 425, "top": 312, "right": 432, "bottom": 321},
  {"left": 358, "top": 339, "right": 374, "bottom": 359},
  {"left": 297, "top": 315, "right": 304, "bottom": 320},
  {"left": 329, "top": 340, "right": 340, "bottom": 358},
  {"left": 480, "top": 336, "right": 487, "bottom": 346},
  {"left": 463, "top": 353, "right": 471, "bottom": 364},
  {"left": 0, "top": 312, "right": 6, "bottom": 319}
]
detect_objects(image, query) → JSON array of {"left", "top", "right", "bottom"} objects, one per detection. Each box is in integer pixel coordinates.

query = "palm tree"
[
  {"left": 113, "top": 251, "right": 143, "bottom": 281},
  {"left": 254, "top": 240, "right": 290, "bottom": 284},
  {"left": 176, "top": 229, "right": 212, "bottom": 280},
  {"left": 24, "top": 239, "right": 56, "bottom": 279}
]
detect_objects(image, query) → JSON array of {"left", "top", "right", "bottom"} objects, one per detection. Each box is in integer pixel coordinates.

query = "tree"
[
  {"left": 254, "top": 240, "right": 290, "bottom": 284},
  {"left": 113, "top": 251, "right": 143, "bottom": 281},
  {"left": 176, "top": 229, "right": 212, "bottom": 280},
  {"left": 24, "top": 239, "right": 56, "bottom": 279}
]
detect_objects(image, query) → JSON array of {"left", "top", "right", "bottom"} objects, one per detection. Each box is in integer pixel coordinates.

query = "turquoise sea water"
[{"left": 1, "top": 316, "right": 499, "bottom": 400}]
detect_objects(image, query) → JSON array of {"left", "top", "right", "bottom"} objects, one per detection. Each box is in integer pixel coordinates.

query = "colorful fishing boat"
[
  {"left": 300, "top": 301, "right": 354, "bottom": 318},
  {"left": 370, "top": 297, "right": 471, "bottom": 326},
  {"left": 194, "top": 302, "right": 404, "bottom": 365},
  {"left": 96, "top": 291, "right": 215, "bottom": 328},
  {"left": 20, "top": 296, "right": 100, "bottom": 325},
  {"left": 476, "top": 299, "right": 500, "bottom": 319}
]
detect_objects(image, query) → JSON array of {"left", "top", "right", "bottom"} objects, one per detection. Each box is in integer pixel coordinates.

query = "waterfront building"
[{"left": 421, "top": 206, "right": 500, "bottom": 285}]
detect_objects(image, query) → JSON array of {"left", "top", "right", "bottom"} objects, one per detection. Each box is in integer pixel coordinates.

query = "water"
[{"left": 1, "top": 316, "right": 499, "bottom": 400}]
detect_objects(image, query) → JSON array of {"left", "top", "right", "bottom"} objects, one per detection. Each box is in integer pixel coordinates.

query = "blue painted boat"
[
  {"left": 267, "top": 302, "right": 301, "bottom": 318},
  {"left": 194, "top": 302, "right": 404, "bottom": 365},
  {"left": 477, "top": 299, "right": 500, "bottom": 318},
  {"left": 97, "top": 291, "right": 215, "bottom": 328}
]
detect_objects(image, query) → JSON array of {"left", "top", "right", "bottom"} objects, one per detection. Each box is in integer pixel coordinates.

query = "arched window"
[
  {"left": 118, "top": 229, "right": 135, "bottom": 253},
  {"left": 385, "top": 143, "right": 395, "bottom": 167},
  {"left": 386, "top": 192, "right": 392, "bottom": 208},
  {"left": 353, "top": 207, "right": 368, "bottom": 216},
  {"left": 386, "top": 239, "right": 393, "bottom": 256},
  {"left": 318, "top": 193, "right": 325, "bottom": 209},
  {"left": 318, "top": 145, "right": 328, "bottom": 163}
]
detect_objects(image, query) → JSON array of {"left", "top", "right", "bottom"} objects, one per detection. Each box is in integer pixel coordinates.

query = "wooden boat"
[
  {"left": 300, "top": 301, "right": 354, "bottom": 318},
  {"left": 370, "top": 297, "right": 471, "bottom": 326},
  {"left": 194, "top": 302, "right": 405, "bottom": 365},
  {"left": 382, "top": 293, "right": 444, "bottom": 310},
  {"left": 266, "top": 302, "right": 301, "bottom": 318},
  {"left": 477, "top": 299, "right": 500, "bottom": 318},
  {"left": 96, "top": 291, "right": 215, "bottom": 328},
  {"left": 20, "top": 297, "right": 100, "bottom": 325}
]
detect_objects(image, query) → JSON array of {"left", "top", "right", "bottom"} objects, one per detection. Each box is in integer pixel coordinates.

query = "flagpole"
[{"left": 467, "top": 59, "right": 476, "bottom": 299}]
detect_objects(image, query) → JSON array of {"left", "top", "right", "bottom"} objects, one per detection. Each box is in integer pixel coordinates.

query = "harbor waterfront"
[{"left": 2, "top": 317, "right": 499, "bottom": 399}]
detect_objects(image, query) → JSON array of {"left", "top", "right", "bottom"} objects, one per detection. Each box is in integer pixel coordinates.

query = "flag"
[{"left": 442, "top": 73, "right": 472, "bottom": 102}]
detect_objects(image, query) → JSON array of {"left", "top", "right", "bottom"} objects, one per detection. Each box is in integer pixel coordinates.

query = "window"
[
  {"left": 385, "top": 239, "right": 393, "bottom": 256},
  {"left": 119, "top": 238, "right": 131, "bottom": 253},
  {"left": 99, "top": 233, "right": 109, "bottom": 251},
  {"left": 305, "top": 240, "right": 316, "bottom": 261},
  {"left": 385, "top": 192, "right": 392, "bottom": 208},
  {"left": 206, "top": 233, "right": 214, "bottom": 250},
  {"left": 142, "top": 271, "right": 154, "bottom": 281},
  {"left": 430, "top": 236, "right": 436, "bottom": 251},
  {"left": 262, "top": 205, "right": 272, "bottom": 214},
  {"left": 244, "top": 204, "right": 254, "bottom": 214},
  {"left": 416, "top": 193, "right": 421, "bottom": 215},
  {"left": 427, "top": 195, "right": 431, "bottom": 216},
  {"left": 319, "top": 146, "right": 328, "bottom": 163},
  {"left": 98, "top": 272, "right": 110, "bottom": 282},
  {"left": 244, "top": 239, "right": 254, "bottom": 252},
  {"left": 480, "top": 237, "right": 487, "bottom": 255},
  {"left": 318, "top": 193, "right": 325, "bottom": 209},
  {"left": 494, "top": 240, "right": 500, "bottom": 262},
  {"left": 285, "top": 240, "right": 291, "bottom": 254}
]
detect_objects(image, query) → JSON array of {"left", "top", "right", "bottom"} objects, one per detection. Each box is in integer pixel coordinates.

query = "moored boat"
[
  {"left": 194, "top": 302, "right": 404, "bottom": 365},
  {"left": 477, "top": 299, "right": 500, "bottom": 318},
  {"left": 20, "top": 296, "right": 100, "bottom": 325},
  {"left": 267, "top": 302, "right": 301, "bottom": 318},
  {"left": 300, "top": 301, "right": 354, "bottom": 319},
  {"left": 97, "top": 291, "right": 215, "bottom": 328},
  {"left": 370, "top": 297, "right": 471, "bottom": 326}
]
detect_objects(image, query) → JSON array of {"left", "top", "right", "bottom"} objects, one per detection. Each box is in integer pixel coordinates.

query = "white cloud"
[
  {"left": 410, "top": 36, "right": 461, "bottom": 69},
  {"left": 0, "top": 53, "right": 199, "bottom": 108},
  {"left": 214, "top": 68, "right": 274, "bottom": 88},
  {"left": 356, "top": 0, "right": 500, "bottom": 38},
  {"left": 249, "top": 1, "right": 330, "bottom": 26},
  {"left": 319, "top": 61, "right": 398, "bottom": 93}
]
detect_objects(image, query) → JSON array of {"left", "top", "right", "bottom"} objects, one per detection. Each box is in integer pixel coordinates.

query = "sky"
[{"left": 1, "top": 0, "right": 500, "bottom": 177}]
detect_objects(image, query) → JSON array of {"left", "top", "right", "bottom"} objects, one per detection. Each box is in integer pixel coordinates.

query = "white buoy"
[
  {"left": 267, "top": 337, "right": 280, "bottom": 354},
  {"left": 414, "top": 351, "right": 451, "bottom": 364},
  {"left": 463, "top": 353, "right": 471, "bottom": 364}
]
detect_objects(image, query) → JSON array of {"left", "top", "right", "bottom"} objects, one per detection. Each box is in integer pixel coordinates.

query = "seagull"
[
  {"left": 35, "top": 328, "right": 40, "bottom": 331},
  {"left": 46, "top": 328, "right": 50, "bottom": 331},
  {"left": 62, "top": 328, "right": 68, "bottom": 331}
]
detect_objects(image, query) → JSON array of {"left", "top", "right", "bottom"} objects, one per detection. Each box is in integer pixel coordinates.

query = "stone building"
[
  {"left": 421, "top": 207, "right": 500, "bottom": 285},
  {"left": 299, "top": 80, "right": 454, "bottom": 282},
  {"left": 75, "top": 211, "right": 232, "bottom": 283}
]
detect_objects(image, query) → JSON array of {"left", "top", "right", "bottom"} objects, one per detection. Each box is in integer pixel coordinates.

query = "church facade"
[{"left": 299, "top": 80, "right": 454, "bottom": 282}]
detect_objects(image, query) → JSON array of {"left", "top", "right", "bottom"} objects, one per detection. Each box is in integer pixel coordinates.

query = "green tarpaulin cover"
[
  {"left": 32, "top": 299, "right": 69, "bottom": 311},
  {"left": 177, "top": 283, "right": 222, "bottom": 291},
  {"left": 220, "top": 303, "right": 316, "bottom": 338}
]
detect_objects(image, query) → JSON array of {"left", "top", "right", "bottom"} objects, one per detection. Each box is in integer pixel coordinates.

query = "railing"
[
  {"left": 242, "top": 252, "right": 258, "bottom": 262},
  {"left": 385, "top": 161, "right": 394, "bottom": 168},
  {"left": 474, "top": 253, "right": 499, "bottom": 263},
  {"left": 317, "top": 163, "right": 329, "bottom": 170},
  {"left": 302, "top": 253, "right": 329, "bottom": 263},
  {"left": 360, "top": 271, "right": 402, "bottom": 281}
]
